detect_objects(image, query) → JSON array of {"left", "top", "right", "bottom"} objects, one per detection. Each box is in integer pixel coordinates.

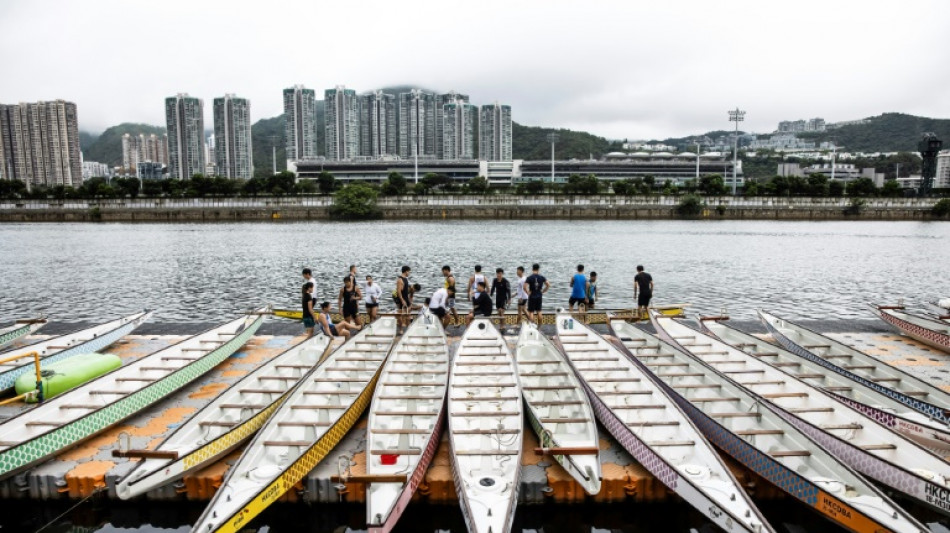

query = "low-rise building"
[
  {"left": 137, "top": 162, "right": 165, "bottom": 180},
  {"left": 82, "top": 161, "right": 112, "bottom": 180},
  {"left": 936, "top": 149, "right": 950, "bottom": 189}
]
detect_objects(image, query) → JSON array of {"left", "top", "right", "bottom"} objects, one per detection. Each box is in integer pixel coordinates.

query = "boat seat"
[
  {"left": 647, "top": 440, "right": 695, "bottom": 447},
  {"left": 161, "top": 356, "right": 200, "bottom": 361},
  {"left": 736, "top": 429, "right": 784, "bottom": 436},
  {"left": 673, "top": 384, "right": 721, "bottom": 389},
  {"left": 761, "top": 392, "right": 808, "bottom": 399},
  {"left": 722, "top": 370, "right": 765, "bottom": 375},
  {"left": 323, "top": 366, "right": 378, "bottom": 372},
  {"left": 451, "top": 411, "right": 520, "bottom": 417},
  {"left": 275, "top": 364, "right": 312, "bottom": 370},
  {"left": 263, "top": 440, "right": 312, "bottom": 447},
  {"left": 712, "top": 412, "right": 761, "bottom": 418},
  {"left": 803, "top": 345, "right": 832, "bottom": 349},
  {"left": 557, "top": 333, "right": 587, "bottom": 337},
  {"left": 335, "top": 357, "right": 385, "bottom": 362},
  {"left": 691, "top": 351, "right": 729, "bottom": 356},
  {"left": 587, "top": 377, "right": 640, "bottom": 382},
  {"left": 452, "top": 382, "right": 517, "bottom": 388},
  {"left": 59, "top": 404, "right": 99, "bottom": 409},
  {"left": 452, "top": 428, "right": 521, "bottom": 435},
  {"left": 277, "top": 421, "right": 330, "bottom": 427},
  {"left": 116, "top": 377, "right": 157, "bottom": 382},
  {"left": 689, "top": 397, "right": 741, "bottom": 403},
  {"left": 395, "top": 381, "right": 456, "bottom": 386},
  {"left": 140, "top": 366, "right": 175, "bottom": 372},
  {"left": 240, "top": 389, "right": 283, "bottom": 394},
  {"left": 290, "top": 404, "right": 348, "bottom": 409},
  {"left": 820, "top": 423, "right": 863, "bottom": 430},
  {"left": 378, "top": 410, "right": 442, "bottom": 416},
  {"left": 562, "top": 349, "right": 610, "bottom": 353},
  {"left": 794, "top": 374, "right": 827, "bottom": 379},
  {"left": 903, "top": 391, "right": 928, "bottom": 396},
  {"left": 823, "top": 387, "right": 851, "bottom": 391},
  {"left": 199, "top": 421, "right": 236, "bottom": 427},
  {"left": 633, "top": 421, "right": 680, "bottom": 426},
  {"left": 751, "top": 352, "right": 780, "bottom": 357},
  {"left": 650, "top": 363, "right": 689, "bottom": 367},
  {"left": 871, "top": 377, "right": 901, "bottom": 382},
  {"left": 739, "top": 380, "right": 785, "bottom": 386},
  {"left": 386, "top": 370, "right": 446, "bottom": 375},
  {"left": 567, "top": 357, "right": 617, "bottom": 362},
  {"left": 844, "top": 365, "right": 876, "bottom": 371},
  {"left": 46, "top": 345, "right": 75, "bottom": 350},
  {"left": 454, "top": 449, "right": 520, "bottom": 455},
  {"left": 315, "top": 377, "right": 367, "bottom": 382},
  {"left": 521, "top": 372, "right": 569, "bottom": 377},
  {"left": 788, "top": 407, "right": 834, "bottom": 413},
  {"left": 620, "top": 338, "right": 647, "bottom": 343},
  {"left": 573, "top": 367, "right": 628, "bottom": 372},
  {"left": 598, "top": 390, "right": 652, "bottom": 395},
  {"left": 608, "top": 404, "right": 665, "bottom": 410},
  {"left": 521, "top": 385, "right": 573, "bottom": 390},
  {"left": 379, "top": 394, "right": 444, "bottom": 400},
  {"left": 560, "top": 340, "right": 601, "bottom": 345},
  {"left": 26, "top": 421, "right": 62, "bottom": 427},
  {"left": 657, "top": 372, "right": 705, "bottom": 378},
  {"left": 456, "top": 362, "right": 511, "bottom": 366},
  {"left": 304, "top": 390, "right": 358, "bottom": 395},
  {"left": 772, "top": 363, "right": 801, "bottom": 367},
  {"left": 89, "top": 390, "right": 130, "bottom": 395},
  {"left": 372, "top": 428, "right": 432, "bottom": 434},
  {"left": 770, "top": 450, "right": 811, "bottom": 457},
  {"left": 454, "top": 371, "right": 512, "bottom": 376},
  {"left": 220, "top": 404, "right": 268, "bottom": 409},
  {"left": 180, "top": 348, "right": 208, "bottom": 352},
  {"left": 530, "top": 400, "right": 584, "bottom": 406},
  {"left": 631, "top": 354, "right": 667, "bottom": 359},
  {"left": 451, "top": 396, "right": 520, "bottom": 401},
  {"left": 860, "top": 444, "right": 898, "bottom": 451},
  {"left": 704, "top": 359, "right": 743, "bottom": 364},
  {"left": 260, "top": 376, "right": 301, "bottom": 381},
  {"left": 824, "top": 354, "right": 851, "bottom": 359},
  {"left": 370, "top": 449, "right": 422, "bottom": 455}
]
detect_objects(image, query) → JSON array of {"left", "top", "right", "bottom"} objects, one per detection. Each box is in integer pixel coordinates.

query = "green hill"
[
  {"left": 251, "top": 115, "right": 286, "bottom": 177},
  {"left": 81, "top": 123, "right": 166, "bottom": 166},
  {"left": 798, "top": 113, "right": 950, "bottom": 152},
  {"left": 512, "top": 123, "right": 621, "bottom": 160}
]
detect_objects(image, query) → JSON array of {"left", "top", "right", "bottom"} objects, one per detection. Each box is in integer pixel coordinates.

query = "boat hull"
[
  {"left": 877, "top": 307, "right": 950, "bottom": 353},
  {"left": 0, "top": 319, "right": 45, "bottom": 350},
  {"left": 0, "top": 313, "right": 259, "bottom": 480}
]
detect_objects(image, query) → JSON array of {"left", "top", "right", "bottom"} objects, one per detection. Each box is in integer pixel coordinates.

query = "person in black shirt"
[
  {"left": 633, "top": 265, "right": 654, "bottom": 319},
  {"left": 524, "top": 263, "right": 550, "bottom": 325},
  {"left": 338, "top": 276, "right": 363, "bottom": 326},
  {"left": 467, "top": 281, "right": 494, "bottom": 323},
  {"left": 302, "top": 283, "right": 316, "bottom": 337},
  {"left": 491, "top": 268, "right": 511, "bottom": 327}
]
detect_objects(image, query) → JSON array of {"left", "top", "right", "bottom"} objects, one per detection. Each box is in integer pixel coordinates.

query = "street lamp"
[
  {"left": 728, "top": 108, "right": 745, "bottom": 195},
  {"left": 547, "top": 133, "right": 559, "bottom": 183},
  {"left": 695, "top": 141, "right": 701, "bottom": 182}
]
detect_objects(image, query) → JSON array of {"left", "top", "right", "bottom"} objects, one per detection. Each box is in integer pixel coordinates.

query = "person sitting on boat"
[
  {"left": 302, "top": 283, "right": 316, "bottom": 337},
  {"left": 467, "top": 281, "right": 494, "bottom": 323},
  {"left": 429, "top": 286, "right": 455, "bottom": 327},
  {"left": 316, "top": 301, "right": 358, "bottom": 339},
  {"left": 338, "top": 276, "right": 363, "bottom": 327}
]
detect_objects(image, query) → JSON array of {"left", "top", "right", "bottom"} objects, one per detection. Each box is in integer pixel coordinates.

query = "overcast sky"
[{"left": 2, "top": 0, "right": 949, "bottom": 140}]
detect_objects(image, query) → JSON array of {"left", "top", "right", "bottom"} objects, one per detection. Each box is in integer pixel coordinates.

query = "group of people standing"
[{"left": 299, "top": 263, "right": 654, "bottom": 337}]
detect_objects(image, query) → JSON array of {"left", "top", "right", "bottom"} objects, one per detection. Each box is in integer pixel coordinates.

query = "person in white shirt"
[
  {"left": 363, "top": 275, "right": 383, "bottom": 323},
  {"left": 515, "top": 266, "right": 528, "bottom": 324},
  {"left": 429, "top": 286, "right": 455, "bottom": 327}
]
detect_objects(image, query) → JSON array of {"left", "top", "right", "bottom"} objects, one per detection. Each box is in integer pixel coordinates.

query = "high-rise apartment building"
[
  {"left": 213, "top": 94, "right": 253, "bottom": 179},
  {"left": 479, "top": 103, "right": 513, "bottom": 162},
  {"left": 442, "top": 102, "right": 478, "bottom": 160},
  {"left": 435, "top": 91, "right": 469, "bottom": 159},
  {"left": 123, "top": 133, "right": 168, "bottom": 175},
  {"left": 325, "top": 86, "right": 360, "bottom": 161},
  {"left": 165, "top": 93, "right": 205, "bottom": 179},
  {"left": 397, "top": 90, "right": 435, "bottom": 159},
  {"left": 0, "top": 100, "right": 82, "bottom": 188},
  {"left": 358, "top": 90, "right": 397, "bottom": 159},
  {"left": 283, "top": 85, "right": 317, "bottom": 162},
  {"left": 146, "top": 134, "right": 168, "bottom": 165}
]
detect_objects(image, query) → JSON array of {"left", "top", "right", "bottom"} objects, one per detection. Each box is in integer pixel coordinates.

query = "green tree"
[
  {"left": 241, "top": 177, "right": 266, "bottom": 197},
  {"left": 113, "top": 177, "right": 141, "bottom": 198},
  {"left": 412, "top": 182, "right": 430, "bottom": 195},
  {"left": 806, "top": 173, "right": 828, "bottom": 197},
  {"left": 611, "top": 180, "right": 632, "bottom": 195},
  {"left": 331, "top": 183, "right": 381, "bottom": 220},
  {"left": 846, "top": 177, "right": 877, "bottom": 197},
  {"left": 932, "top": 198, "right": 950, "bottom": 217},
  {"left": 698, "top": 174, "right": 726, "bottom": 196},
  {"left": 142, "top": 179, "right": 163, "bottom": 197},
  {"left": 828, "top": 180, "right": 845, "bottom": 197},
  {"left": 317, "top": 171, "right": 336, "bottom": 194},
  {"left": 381, "top": 172, "right": 407, "bottom": 196},
  {"left": 563, "top": 174, "right": 601, "bottom": 195},
  {"left": 881, "top": 179, "right": 902, "bottom": 197},
  {"left": 524, "top": 180, "right": 545, "bottom": 194},
  {"left": 676, "top": 194, "right": 703, "bottom": 217},
  {"left": 466, "top": 176, "right": 490, "bottom": 194},
  {"left": 0, "top": 179, "right": 27, "bottom": 199},
  {"left": 743, "top": 181, "right": 759, "bottom": 197},
  {"left": 294, "top": 179, "right": 317, "bottom": 194}
]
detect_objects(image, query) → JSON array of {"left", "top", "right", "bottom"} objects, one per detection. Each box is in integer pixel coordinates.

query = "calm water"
[{"left": 0, "top": 220, "right": 947, "bottom": 323}]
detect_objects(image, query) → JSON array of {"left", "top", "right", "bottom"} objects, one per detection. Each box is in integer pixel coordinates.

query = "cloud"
[{"left": 1, "top": 0, "right": 948, "bottom": 140}]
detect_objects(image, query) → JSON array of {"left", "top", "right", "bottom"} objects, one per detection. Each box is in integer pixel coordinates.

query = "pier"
[{"left": 0, "top": 322, "right": 945, "bottom": 505}]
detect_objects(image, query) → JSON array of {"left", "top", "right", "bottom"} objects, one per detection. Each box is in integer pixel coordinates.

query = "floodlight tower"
[
  {"left": 728, "top": 108, "right": 745, "bottom": 195},
  {"left": 547, "top": 133, "right": 559, "bottom": 183}
]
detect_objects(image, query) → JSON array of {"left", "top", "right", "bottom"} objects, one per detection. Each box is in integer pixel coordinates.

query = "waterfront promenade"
[{"left": 0, "top": 194, "right": 943, "bottom": 222}]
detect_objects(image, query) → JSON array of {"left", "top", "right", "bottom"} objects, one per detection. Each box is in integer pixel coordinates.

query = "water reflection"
[{"left": 0, "top": 220, "right": 946, "bottom": 322}]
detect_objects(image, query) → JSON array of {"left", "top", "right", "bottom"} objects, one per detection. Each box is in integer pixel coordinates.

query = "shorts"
[
  {"left": 496, "top": 298, "right": 508, "bottom": 310},
  {"left": 518, "top": 298, "right": 527, "bottom": 307},
  {"left": 527, "top": 297, "right": 543, "bottom": 312},
  {"left": 637, "top": 293, "right": 652, "bottom": 307},
  {"left": 343, "top": 304, "right": 359, "bottom": 320},
  {"left": 365, "top": 302, "right": 379, "bottom": 309},
  {"left": 328, "top": 324, "right": 339, "bottom": 336},
  {"left": 569, "top": 297, "right": 587, "bottom": 306},
  {"left": 587, "top": 300, "right": 595, "bottom": 309},
  {"left": 393, "top": 297, "right": 408, "bottom": 310},
  {"left": 447, "top": 297, "right": 456, "bottom": 309},
  {"left": 431, "top": 307, "right": 446, "bottom": 318},
  {"left": 303, "top": 316, "right": 315, "bottom": 328}
]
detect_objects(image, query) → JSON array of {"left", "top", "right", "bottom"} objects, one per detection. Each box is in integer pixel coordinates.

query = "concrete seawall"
[{"left": 0, "top": 195, "right": 943, "bottom": 222}]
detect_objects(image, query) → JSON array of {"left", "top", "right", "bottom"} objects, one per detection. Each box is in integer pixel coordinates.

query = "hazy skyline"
[{"left": 2, "top": 0, "right": 949, "bottom": 140}]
